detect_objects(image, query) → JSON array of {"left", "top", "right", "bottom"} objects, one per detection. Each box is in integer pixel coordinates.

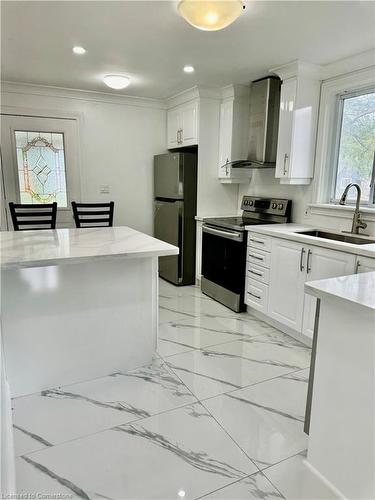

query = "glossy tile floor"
[{"left": 13, "top": 280, "right": 335, "bottom": 499}]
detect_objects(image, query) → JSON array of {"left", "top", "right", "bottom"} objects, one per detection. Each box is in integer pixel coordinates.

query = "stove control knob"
[
  {"left": 271, "top": 203, "right": 277, "bottom": 209},
  {"left": 248, "top": 200, "right": 254, "bottom": 206},
  {"left": 278, "top": 204, "right": 284, "bottom": 210}
]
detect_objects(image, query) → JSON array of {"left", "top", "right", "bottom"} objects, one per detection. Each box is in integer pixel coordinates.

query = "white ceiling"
[{"left": 1, "top": 1, "right": 375, "bottom": 99}]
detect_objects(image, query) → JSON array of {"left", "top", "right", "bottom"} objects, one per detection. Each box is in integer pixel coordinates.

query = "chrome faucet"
[{"left": 339, "top": 183, "right": 367, "bottom": 234}]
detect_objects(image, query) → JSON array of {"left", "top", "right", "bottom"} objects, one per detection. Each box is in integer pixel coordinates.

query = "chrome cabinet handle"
[
  {"left": 355, "top": 260, "right": 361, "bottom": 274},
  {"left": 283, "top": 153, "right": 289, "bottom": 175},
  {"left": 180, "top": 128, "right": 183, "bottom": 144},
  {"left": 306, "top": 249, "right": 312, "bottom": 274},
  {"left": 249, "top": 269, "right": 263, "bottom": 277},
  {"left": 300, "top": 247, "right": 306, "bottom": 272},
  {"left": 248, "top": 291, "right": 261, "bottom": 300},
  {"left": 249, "top": 253, "right": 264, "bottom": 261},
  {"left": 249, "top": 238, "right": 265, "bottom": 245}
]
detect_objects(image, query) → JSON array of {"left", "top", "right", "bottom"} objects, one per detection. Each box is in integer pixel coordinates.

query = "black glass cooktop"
[{"left": 203, "top": 217, "right": 273, "bottom": 232}]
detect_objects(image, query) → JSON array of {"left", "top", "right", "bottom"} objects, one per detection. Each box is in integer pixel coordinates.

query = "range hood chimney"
[{"left": 226, "top": 76, "right": 281, "bottom": 169}]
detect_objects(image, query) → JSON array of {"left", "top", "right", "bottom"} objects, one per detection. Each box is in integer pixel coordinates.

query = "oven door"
[{"left": 201, "top": 224, "right": 247, "bottom": 311}]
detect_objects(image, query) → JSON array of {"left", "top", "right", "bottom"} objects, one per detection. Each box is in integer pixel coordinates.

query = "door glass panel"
[{"left": 14, "top": 131, "right": 68, "bottom": 207}]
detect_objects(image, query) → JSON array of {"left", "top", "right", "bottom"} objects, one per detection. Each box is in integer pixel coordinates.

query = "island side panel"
[
  {"left": 2, "top": 257, "right": 157, "bottom": 397},
  {"left": 307, "top": 298, "right": 375, "bottom": 500}
]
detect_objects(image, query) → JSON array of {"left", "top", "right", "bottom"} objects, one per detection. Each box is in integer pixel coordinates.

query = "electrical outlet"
[{"left": 99, "top": 185, "right": 110, "bottom": 194}]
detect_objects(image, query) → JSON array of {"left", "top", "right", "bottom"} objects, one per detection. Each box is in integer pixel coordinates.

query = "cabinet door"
[
  {"left": 268, "top": 238, "right": 306, "bottom": 330},
  {"left": 275, "top": 78, "right": 297, "bottom": 179},
  {"left": 167, "top": 108, "right": 180, "bottom": 149},
  {"left": 218, "top": 100, "right": 233, "bottom": 178},
  {"left": 302, "top": 247, "right": 355, "bottom": 339},
  {"left": 356, "top": 256, "right": 375, "bottom": 273},
  {"left": 181, "top": 102, "right": 198, "bottom": 146}
]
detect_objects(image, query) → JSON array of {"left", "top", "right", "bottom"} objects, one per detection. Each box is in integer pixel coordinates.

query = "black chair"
[
  {"left": 71, "top": 201, "right": 114, "bottom": 228},
  {"left": 9, "top": 202, "right": 57, "bottom": 231}
]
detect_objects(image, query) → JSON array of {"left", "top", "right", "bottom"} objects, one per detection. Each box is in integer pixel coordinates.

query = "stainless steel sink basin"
[{"left": 296, "top": 230, "right": 375, "bottom": 245}]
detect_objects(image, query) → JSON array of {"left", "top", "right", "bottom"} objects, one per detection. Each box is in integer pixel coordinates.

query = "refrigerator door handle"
[{"left": 178, "top": 204, "right": 184, "bottom": 283}]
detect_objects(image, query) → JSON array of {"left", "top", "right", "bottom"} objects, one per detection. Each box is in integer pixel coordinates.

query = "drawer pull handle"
[
  {"left": 249, "top": 238, "right": 265, "bottom": 244},
  {"left": 248, "top": 291, "right": 261, "bottom": 300},
  {"left": 249, "top": 253, "right": 264, "bottom": 261},
  {"left": 249, "top": 270, "right": 263, "bottom": 277}
]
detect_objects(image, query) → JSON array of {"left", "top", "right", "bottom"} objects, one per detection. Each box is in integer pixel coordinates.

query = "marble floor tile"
[
  {"left": 263, "top": 452, "right": 337, "bottom": 500},
  {"left": 165, "top": 332, "right": 311, "bottom": 400},
  {"left": 199, "top": 471, "right": 284, "bottom": 499},
  {"left": 12, "top": 358, "right": 196, "bottom": 455},
  {"left": 204, "top": 370, "right": 309, "bottom": 470},
  {"left": 157, "top": 318, "right": 251, "bottom": 358},
  {"left": 16, "top": 402, "right": 257, "bottom": 500}
]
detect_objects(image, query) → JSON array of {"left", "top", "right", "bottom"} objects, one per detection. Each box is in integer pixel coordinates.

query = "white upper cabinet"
[
  {"left": 167, "top": 101, "right": 199, "bottom": 149},
  {"left": 218, "top": 85, "right": 252, "bottom": 184},
  {"left": 272, "top": 61, "right": 321, "bottom": 185}
]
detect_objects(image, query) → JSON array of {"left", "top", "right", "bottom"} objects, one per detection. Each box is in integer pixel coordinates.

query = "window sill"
[{"left": 309, "top": 203, "right": 375, "bottom": 221}]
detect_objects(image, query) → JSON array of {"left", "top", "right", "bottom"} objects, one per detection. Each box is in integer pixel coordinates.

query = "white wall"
[{"left": 1, "top": 84, "right": 167, "bottom": 235}]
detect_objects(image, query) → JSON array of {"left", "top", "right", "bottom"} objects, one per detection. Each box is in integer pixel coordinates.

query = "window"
[
  {"left": 14, "top": 131, "right": 68, "bottom": 207},
  {"left": 332, "top": 88, "right": 375, "bottom": 206}
]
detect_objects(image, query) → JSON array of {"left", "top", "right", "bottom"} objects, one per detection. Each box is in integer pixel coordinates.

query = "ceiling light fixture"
[
  {"left": 184, "top": 65, "right": 195, "bottom": 73},
  {"left": 178, "top": 0, "right": 244, "bottom": 31},
  {"left": 103, "top": 75, "right": 130, "bottom": 90},
  {"left": 72, "top": 46, "right": 86, "bottom": 55}
]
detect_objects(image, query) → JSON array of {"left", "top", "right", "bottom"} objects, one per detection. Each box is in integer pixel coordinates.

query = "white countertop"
[
  {"left": 305, "top": 271, "right": 375, "bottom": 311},
  {"left": 244, "top": 223, "right": 375, "bottom": 258},
  {"left": 1, "top": 226, "right": 179, "bottom": 270}
]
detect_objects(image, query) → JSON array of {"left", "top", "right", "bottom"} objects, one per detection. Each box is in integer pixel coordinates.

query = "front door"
[{"left": 1, "top": 114, "right": 81, "bottom": 230}]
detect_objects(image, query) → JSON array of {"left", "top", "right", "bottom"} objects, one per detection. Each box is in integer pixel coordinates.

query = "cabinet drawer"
[
  {"left": 247, "top": 262, "right": 270, "bottom": 284},
  {"left": 247, "top": 248, "right": 271, "bottom": 268},
  {"left": 245, "top": 279, "right": 269, "bottom": 313},
  {"left": 247, "top": 233, "right": 272, "bottom": 252}
]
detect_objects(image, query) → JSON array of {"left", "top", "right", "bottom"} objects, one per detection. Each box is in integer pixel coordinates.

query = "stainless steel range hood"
[{"left": 226, "top": 76, "right": 281, "bottom": 169}]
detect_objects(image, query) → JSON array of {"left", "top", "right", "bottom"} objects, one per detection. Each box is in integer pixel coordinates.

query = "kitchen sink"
[{"left": 296, "top": 230, "right": 375, "bottom": 245}]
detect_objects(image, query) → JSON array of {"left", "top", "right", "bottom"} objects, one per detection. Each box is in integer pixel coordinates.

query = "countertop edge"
[
  {"left": 304, "top": 272, "right": 375, "bottom": 311},
  {"left": 1, "top": 247, "right": 179, "bottom": 270},
  {"left": 245, "top": 224, "right": 375, "bottom": 258}
]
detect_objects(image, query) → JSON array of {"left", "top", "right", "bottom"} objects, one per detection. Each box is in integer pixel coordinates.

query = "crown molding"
[
  {"left": 270, "top": 60, "right": 322, "bottom": 81},
  {"left": 1, "top": 81, "right": 166, "bottom": 110},
  {"left": 221, "top": 84, "right": 250, "bottom": 101},
  {"left": 165, "top": 85, "right": 222, "bottom": 109}
]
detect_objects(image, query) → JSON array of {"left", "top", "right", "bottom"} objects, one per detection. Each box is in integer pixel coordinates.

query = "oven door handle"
[{"left": 203, "top": 225, "right": 243, "bottom": 242}]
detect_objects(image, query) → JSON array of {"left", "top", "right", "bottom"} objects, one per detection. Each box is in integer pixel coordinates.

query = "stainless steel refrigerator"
[{"left": 154, "top": 152, "right": 197, "bottom": 285}]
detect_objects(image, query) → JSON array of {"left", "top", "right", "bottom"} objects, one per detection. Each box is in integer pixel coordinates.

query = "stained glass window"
[{"left": 14, "top": 131, "right": 68, "bottom": 207}]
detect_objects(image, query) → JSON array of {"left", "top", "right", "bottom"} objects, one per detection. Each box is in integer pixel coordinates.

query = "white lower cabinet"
[
  {"left": 301, "top": 247, "right": 355, "bottom": 339},
  {"left": 355, "top": 255, "right": 375, "bottom": 273},
  {"left": 254, "top": 235, "right": 357, "bottom": 341},
  {"left": 268, "top": 239, "right": 306, "bottom": 331}
]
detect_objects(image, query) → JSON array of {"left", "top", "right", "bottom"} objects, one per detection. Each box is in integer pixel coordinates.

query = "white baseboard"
[{"left": 246, "top": 307, "right": 313, "bottom": 348}]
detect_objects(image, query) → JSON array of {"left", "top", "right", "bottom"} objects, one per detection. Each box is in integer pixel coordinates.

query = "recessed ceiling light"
[
  {"left": 72, "top": 46, "right": 86, "bottom": 55},
  {"left": 184, "top": 65, "right": 195, "bottom": 73},
  {"left": 103, "top": 75, "right": 130, "bottom": 90}
]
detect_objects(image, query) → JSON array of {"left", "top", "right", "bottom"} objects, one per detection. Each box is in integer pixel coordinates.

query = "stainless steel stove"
[{"left": 201, "top": 196, "right": 292, "bottom": 312}]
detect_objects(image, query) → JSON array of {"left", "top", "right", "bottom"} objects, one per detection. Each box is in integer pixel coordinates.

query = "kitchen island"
[
  {"left": 1, "top": 226, "right": 178, "bottom": 397},
  {"left": 304, "top": 272, "right": 375, "bottom": 500}
]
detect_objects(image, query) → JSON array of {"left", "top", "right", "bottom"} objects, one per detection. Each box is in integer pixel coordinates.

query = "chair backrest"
[
  {"left": 9, "top": 202, "right": 57, "bottom": 231},
  {"left": 71, "top": 201, "right": 114, "bottom": 228}
]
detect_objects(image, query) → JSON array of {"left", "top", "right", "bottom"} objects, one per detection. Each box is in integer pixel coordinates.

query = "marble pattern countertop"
[
  {"left": 1, "top": 226, "right": 179, "bottom": 270},
  {"left": 305, "top": 271, "right": 375, "bottom": 311},
  {"left": 244, "top": 223, "right": 375, "bottom": 258}
]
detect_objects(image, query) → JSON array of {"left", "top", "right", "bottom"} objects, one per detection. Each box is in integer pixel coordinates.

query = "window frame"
[{"left": 330, "top": 86, "right": 375, "bottom": 207}]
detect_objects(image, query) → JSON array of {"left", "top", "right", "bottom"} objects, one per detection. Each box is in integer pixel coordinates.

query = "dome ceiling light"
[
  {"left": 178, "top": 0, "right": 245, "bottom": 31},
  {"left": 103, "top": 75, "right": 130, "bottom": 90}
]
